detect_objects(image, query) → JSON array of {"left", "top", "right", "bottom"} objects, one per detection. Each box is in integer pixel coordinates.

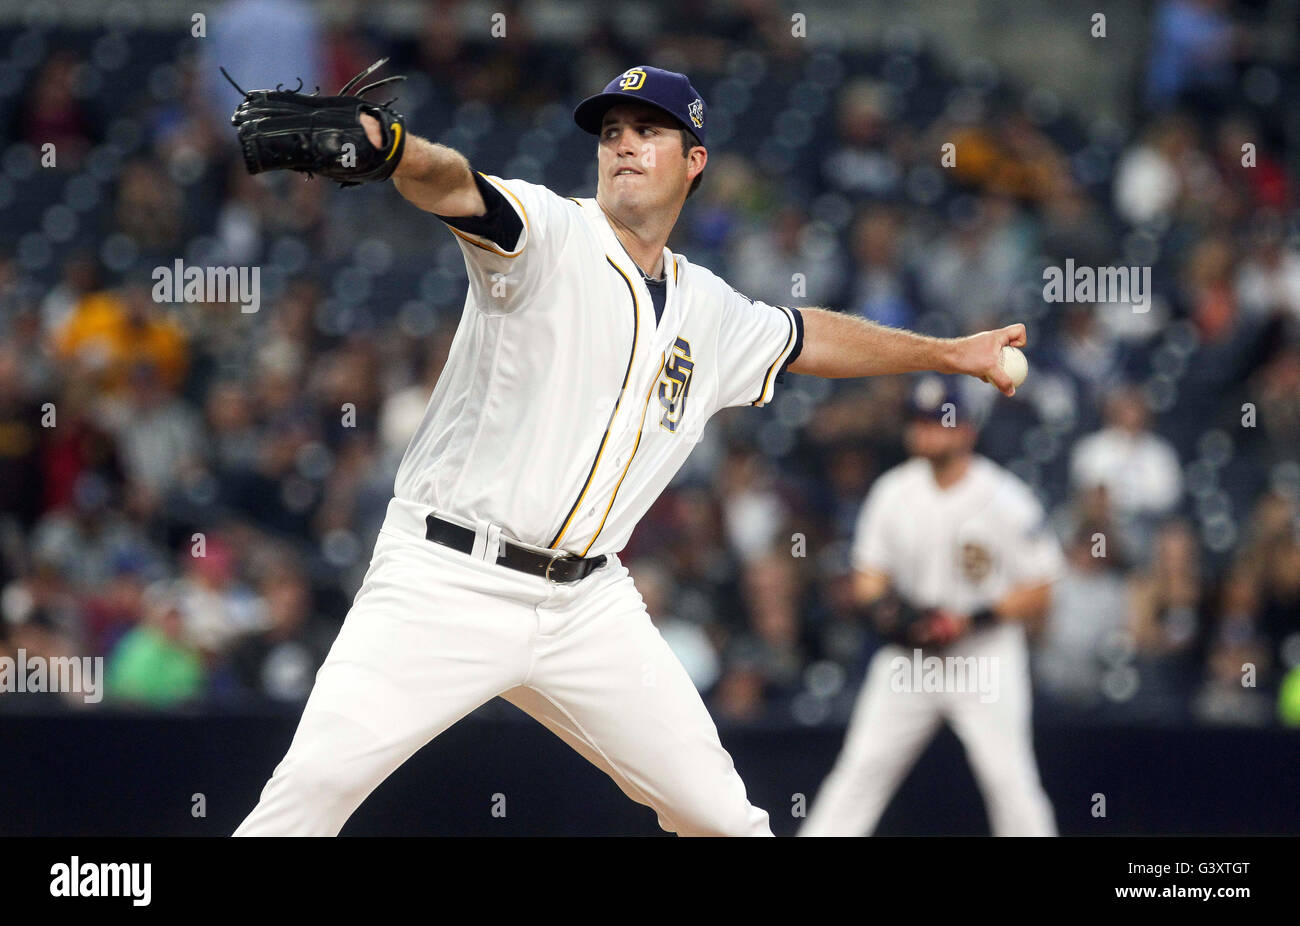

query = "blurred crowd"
[{"left": 0, "top": 0, "right": 1297, "bottom": 726}]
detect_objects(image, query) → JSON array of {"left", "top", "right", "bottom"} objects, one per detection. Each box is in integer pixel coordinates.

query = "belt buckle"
[{"left": 544, "top": 551, "right": 570, "bottom": 583}]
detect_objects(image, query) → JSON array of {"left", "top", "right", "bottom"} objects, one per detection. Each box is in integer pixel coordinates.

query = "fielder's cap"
[
  {"left": 908, "top": 375, "right": 970, "bottom": 425},
  {"left": 573, "top": 65, "right": 707, "bottom": 146}
]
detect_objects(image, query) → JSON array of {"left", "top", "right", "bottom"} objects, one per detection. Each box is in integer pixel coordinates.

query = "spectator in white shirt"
[
  {"left": 1071, "top": 386, "right": 1183, "bottom": 561},
  {"left": 1235, "top": 216, "right": 1300, "bottom": 323}
]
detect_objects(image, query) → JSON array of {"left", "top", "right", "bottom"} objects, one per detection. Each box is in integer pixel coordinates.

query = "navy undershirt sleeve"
[{"left": 434, "top": 171, "right": 524, "bottom": 252}]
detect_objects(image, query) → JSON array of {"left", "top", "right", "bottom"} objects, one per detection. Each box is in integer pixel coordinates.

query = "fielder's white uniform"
[
  {"left": 235, "top": 174, "right": 802, "bottom": 836},
  {"left": 801, "top": 455, "right": 1063, "bottom": 836}
]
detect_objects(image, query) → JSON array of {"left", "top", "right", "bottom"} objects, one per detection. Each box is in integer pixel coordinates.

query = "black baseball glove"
[
  {"left": 222, "top": 58, "right": 407, "bottom": 187},
  {"left": 865, "top": 592, "right": 968, "bottom": 648}
]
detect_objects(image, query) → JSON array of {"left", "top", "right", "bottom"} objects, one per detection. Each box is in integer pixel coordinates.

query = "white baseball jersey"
[
  {"left": 394, "top": 173, "right": 802, "bottom": 556},
  {"left": 237, "top": 171, "right": 784, "bottom": 837},
  {"left": 851, "top": 455, "right": 1064, "bottom": 613}
]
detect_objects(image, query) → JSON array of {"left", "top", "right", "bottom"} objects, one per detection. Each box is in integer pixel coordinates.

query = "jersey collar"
[{"left": 576, "top": 197, "right": 680, "bottom": 332}]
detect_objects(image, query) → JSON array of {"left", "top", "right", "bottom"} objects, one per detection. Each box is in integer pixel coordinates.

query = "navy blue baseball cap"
[{"left": 574, "top": 66, "right": 707, "bottom": 146}]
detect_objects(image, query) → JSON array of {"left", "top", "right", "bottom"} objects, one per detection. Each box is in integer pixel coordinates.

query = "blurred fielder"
[{"left": 801, "top": 377, "right": 1062, "bottom": 836}]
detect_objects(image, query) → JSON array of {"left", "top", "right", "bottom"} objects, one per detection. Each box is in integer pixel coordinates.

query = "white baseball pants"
[
  {"left": 800, "top": 626, "right": 1056, "bottom": 836},
  {"left": 234, "top": 496, "right": 771, "bottom": 837}
]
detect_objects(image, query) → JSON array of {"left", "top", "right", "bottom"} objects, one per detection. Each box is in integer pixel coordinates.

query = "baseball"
[{"left": 997, "top": 345, "right": 1028, "bottom": 388}]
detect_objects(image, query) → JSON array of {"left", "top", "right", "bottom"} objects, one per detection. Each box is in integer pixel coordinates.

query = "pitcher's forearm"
[
  {"left": 788, "top": 309, "right": 957, "bottom": 378},
  {"left": 787, "top": 307, "right": 1026, "bottom": 396},
  {"left": 390, "top": 134, "right": 485, "bottom": 217}
]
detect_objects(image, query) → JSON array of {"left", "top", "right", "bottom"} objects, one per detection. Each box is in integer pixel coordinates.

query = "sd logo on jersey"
[
  {"left": 961, "top": 541, "right": 994, "bottom": 583},
  {"left": 658, "top": 337, "right": 694, "bottom": 432}
]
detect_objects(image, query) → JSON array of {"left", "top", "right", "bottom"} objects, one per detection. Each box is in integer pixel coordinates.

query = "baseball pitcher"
[
  {"left": 225, "top": 61, "right": 1026, "bottom": 836},
  {"left": 801, "top": 377, "right": 1062, "bottom": 836}
]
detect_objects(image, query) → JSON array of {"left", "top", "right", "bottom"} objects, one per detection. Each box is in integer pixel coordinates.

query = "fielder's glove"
[
  {"left": 222, "top": 58, "right": 407, "bottom": 187},
  {"left": 866, "top": 592, "right": 969, "bottom": 649}
]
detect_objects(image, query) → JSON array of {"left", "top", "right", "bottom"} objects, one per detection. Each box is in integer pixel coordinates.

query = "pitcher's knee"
[
  {"left": 669, "top": 788, "right": 771, "bottom": 837},
  {"left": 274, "top": 752, "right": 370, "bottom": 818}
]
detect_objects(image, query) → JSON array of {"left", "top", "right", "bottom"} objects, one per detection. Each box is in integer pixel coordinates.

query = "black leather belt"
[{"left": 425, "top": 514, "right": 608, "bottom": 583}]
